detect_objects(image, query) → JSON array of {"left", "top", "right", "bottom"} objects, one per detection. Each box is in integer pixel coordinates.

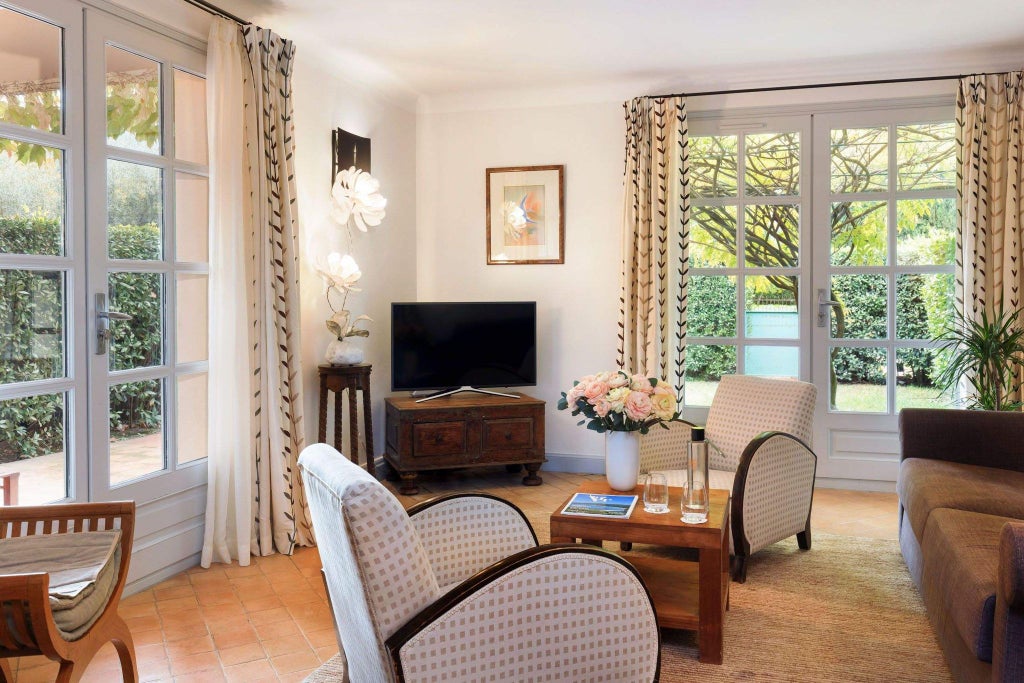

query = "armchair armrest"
[
  {"left": 733, "top": 432, "right": 817, "bottom": 558},
  {"left": 995, "top": 521, "right": 1024, "bottom": 681},
  {"left": 899, "top": 408, "right": 1024, "bottom": 472},
  {"left": 386, "top": 544, "right": 660, "bottom": 683},
  {"left": 407, "top": 493, "right": 538, "bottom": 587}
]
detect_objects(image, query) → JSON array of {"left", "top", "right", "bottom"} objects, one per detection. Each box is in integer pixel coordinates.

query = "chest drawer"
[
  {"left": 412, "top": 421, "right": 467, "bottom": 457},
  {"left": 482, "top": 418, "right": 535, "bottom": 452}
]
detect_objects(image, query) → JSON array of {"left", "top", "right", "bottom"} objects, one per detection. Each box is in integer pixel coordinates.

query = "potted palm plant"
[{"left": 934, "top": 305, "right": 1024, "bottom": 410}]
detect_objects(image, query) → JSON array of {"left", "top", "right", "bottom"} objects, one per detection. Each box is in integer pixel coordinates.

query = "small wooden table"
[
  {"left": 317, "top": 363, "right": 374, "bottom": 475},
  {"left": 550, "top": 481, "right": 730, "bottom": 664}
]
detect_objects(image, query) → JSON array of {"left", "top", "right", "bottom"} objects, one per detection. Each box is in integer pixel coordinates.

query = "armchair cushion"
[
  {"left": 0, "top": 530, "right": 121, "bottom": 640},
  {"left": 706, "top": 375, "right": 816, "bottom": 471},
  {"left": 408, "top": 494, "right": 537, "bottom": 587}
]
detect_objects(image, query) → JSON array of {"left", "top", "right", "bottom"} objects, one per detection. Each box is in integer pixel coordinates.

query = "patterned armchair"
[
  {"left": 638, "top": 374, "right": 818, "bottom": 583},
  {"left": 298, "top": 443, "right": 660, "bottom": 683}
]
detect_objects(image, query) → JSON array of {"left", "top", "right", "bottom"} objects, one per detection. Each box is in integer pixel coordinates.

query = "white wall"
[
  {"left": 291, "top": 61, "right": 418, "bottom": 460},
  {"left": 417, "top": 102, "right": 623, "bottom": 470}
]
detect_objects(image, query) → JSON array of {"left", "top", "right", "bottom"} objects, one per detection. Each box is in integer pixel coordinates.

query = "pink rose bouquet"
[{"left": 557, "top": 369, "right": 679, "bottom": 433}]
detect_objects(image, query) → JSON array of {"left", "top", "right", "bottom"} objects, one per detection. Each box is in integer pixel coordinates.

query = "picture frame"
[{"left": 486, "top": 165, "right": 565, "bottom": 265}]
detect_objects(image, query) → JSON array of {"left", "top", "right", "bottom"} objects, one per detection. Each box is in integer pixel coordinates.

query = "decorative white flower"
[
  {"left": 331, "top": 166, "right": 387, "bottom": 232},
  {"left": 316, "top": 252, "right": 362, "bottom": 293}
]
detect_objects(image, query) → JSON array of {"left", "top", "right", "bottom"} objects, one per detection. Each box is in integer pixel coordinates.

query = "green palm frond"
[{"left": 934, "top": 304, "right": 1024, "bottom": 411}]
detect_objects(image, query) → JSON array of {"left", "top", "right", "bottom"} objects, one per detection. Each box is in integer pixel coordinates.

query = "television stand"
[
  {"left": 415, "top": 385, "right": 521, "bottom": 403},
  {"left": 384, "top": 392, "right": 545, "bottom": 495}
]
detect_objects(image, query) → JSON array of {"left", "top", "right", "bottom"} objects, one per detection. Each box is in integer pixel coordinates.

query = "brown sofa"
[{"left": 898, "top": 408, "right": 1024, "bottom": 683}]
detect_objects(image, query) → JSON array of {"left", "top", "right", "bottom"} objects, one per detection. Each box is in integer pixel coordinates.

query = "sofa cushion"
[
  {"left": 0, "top": 530, "right": 121, "bottom": 641},
  {"left": 921, "top": 508, "right": 1011, "bottom": 662},
  {"left": 897, "top": 458, "right": 1024, "bottom": 541}
]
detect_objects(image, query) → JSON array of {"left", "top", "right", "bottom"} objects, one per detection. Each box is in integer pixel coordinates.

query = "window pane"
[
  {"left": 688, "top": 275, "right": 736, "bottom": 337},
  {"left": 106, "top": 45, "right": 161, "bottom": 153},
  {"left": 177, "top": 373, "right": 207, "bottom": 465},
  {"left": 175, "top": 172, "right": 208, "bottom": 262},
  {"left": 176, "top": 274, "right": 207, "bottom": 363},
  {"left": 745, "top": 275, "right": 798, "bottom": 339},
  {"left": 108, "top": 160, "right": 162, "bottom": 260},
  {"left": 0, "top": 7, "right": 62, "bottom": 133},
  {"left": 0, "top": 139, "right": 64, "bottom": 256},
  {"left": 897, "top": 273, "right": 954, "bottom": 340},
  {"left": 173, "top": 69, "right": 207, "bottom": 164},
  {"left": 0, "top": 392, "right": 66, "bottom": 503},
  {"left": 830, "top": 274, "right": 887, "bottom": 340},
  {"left": 0, "top": 270, "right": 64, "bottom": 383},
  {"left": 897, "top": 123, "right": 955, "bottom": 191},
  {"left": 690, "top": 206, "right": 737, "bottom": 267},
  {"left": 745, "top": 132, "right": 799, "bottom": 197},
  {"left": 831, "top": 201, "right": 887, "bottom": 266},
  {"left": 896, "top": 348, "right": 954, "bottom": 410},
  {"left": 745, "top": 204, "right": 799, "bottom": 267},
  {"left": 896, "top": 198, "right": 955, "bottom": 266},
  {"left": 109, "top": 379, "right": 164, "bottom": 485},
  {"left": 831, "top": 127, "right": 887, "bottom": 193},
  {"left": 745, "top": 346, "right": 799, "bottom": 378},
  {"left": 684, "top": 344, "right": 736, "bottom": 406},
  {"left": 691, "top": 135, "right": 737, "bottom": 198},
  {"left": 830, "top": 346, "right": 887, "bottom": 412},
  {"left": 109, "top": 272, "right": 163, "bottom": 370}
]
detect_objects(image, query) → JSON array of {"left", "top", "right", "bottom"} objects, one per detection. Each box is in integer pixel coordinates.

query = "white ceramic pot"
[
  {"left": 605, "top": 430, "right": 641, "bottom": 491},
  {"left": 325, "top": 338, "right": 365, "bottom": 365}
]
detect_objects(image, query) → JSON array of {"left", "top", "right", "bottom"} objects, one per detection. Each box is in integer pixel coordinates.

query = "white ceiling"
[{"left": 185, "top": 0, "right": 1024, "bottom": 104}]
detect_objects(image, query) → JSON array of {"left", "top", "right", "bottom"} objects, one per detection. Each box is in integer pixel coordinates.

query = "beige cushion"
[
  {"left": 897, "top": 458, "right": 1024, "bottom": 541},
  {"left": 921, "top": 508, "right": 1008, "bottom": 661},
  {"left": 0, "top": 530, "right": 121, "bottom": 641}
]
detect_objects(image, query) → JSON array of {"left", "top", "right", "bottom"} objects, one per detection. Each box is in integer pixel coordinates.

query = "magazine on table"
[{"left": 560, "top": 492, "right": 638, "bottom": 519}]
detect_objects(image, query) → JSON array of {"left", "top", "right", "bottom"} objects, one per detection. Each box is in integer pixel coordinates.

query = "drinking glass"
[{"left": 643, "top": 471, "right": 669, "bottom": 514}]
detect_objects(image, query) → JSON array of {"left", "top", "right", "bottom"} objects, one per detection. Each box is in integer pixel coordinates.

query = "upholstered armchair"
[
  {"left": 298, "top": 443, "right": 660, "bottom": 683},
  {"left": 637, "top": 374, "right": 818, "bottom": 583},
  {"left": 0, "top": 501, "right": 137, "bottom": 683}
]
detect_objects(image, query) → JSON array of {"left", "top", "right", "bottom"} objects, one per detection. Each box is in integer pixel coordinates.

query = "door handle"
[
  {"left": 816, "top": 289, "right": 842, "bottom": 328},
  {"left": 95, "top": 292, "right": 133, "bottom": 355}
]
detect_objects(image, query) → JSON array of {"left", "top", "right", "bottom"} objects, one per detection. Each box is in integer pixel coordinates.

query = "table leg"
[
  {"left": 332, "top": 389, "right": 343, "bottom": 453},
  {"left": 348, "top": 385, "right": 360, "bottom": 468},
  {"left": 318, "top": 383, "right": 328, "bottom": 443},
  {"left": 698, "top": 544, "right": 725, "bottom": 664},
  {"left": 362, "top": 380, "right": 374, "bottom": 476}
]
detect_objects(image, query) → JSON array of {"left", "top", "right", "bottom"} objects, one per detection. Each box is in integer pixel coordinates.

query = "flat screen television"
[{"left": 391, "top": 301, "right": 537, "bottom": 396}]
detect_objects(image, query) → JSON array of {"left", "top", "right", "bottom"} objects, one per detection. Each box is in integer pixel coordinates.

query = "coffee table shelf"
[{"left": 550, "top": 481, "right": 730, "bottom": 664}]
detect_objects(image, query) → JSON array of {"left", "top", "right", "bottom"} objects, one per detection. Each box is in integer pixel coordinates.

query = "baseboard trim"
[
  {"left": 125, "top": 552, "right": 200, "bottom": 595},
  {"left": 815, "top": 477, "right": 896, "bottom": 493},
  {"left": 543, "top": 453, "right": 604, "bottom": 474}
]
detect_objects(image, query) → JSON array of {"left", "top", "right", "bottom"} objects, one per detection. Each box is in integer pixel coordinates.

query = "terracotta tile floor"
[{"left": 8, "top": 468, "right": 898, "bottom": 682}]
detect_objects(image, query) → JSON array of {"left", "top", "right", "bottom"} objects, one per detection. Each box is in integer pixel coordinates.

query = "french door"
[
  {"left": 686, "top": 102, "right": 956, "bottom": 485},
  {"left": 0, "top": 0, "right": 209, "bottom": 516}
]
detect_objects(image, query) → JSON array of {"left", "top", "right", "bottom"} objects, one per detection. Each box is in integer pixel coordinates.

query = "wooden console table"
[
  {"left": 317, "top": 363, "right": 374, "bottom": 475},
  {"left": 384, "top": 392, "right": 545, "bottom": 495}
]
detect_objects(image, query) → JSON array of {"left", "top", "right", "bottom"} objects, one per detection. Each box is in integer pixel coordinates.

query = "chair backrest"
[
  {"left": 638, "top": 420, "right": 690, "bottom": 473},
  {"left": 706, "top": 375, "right": 816, "bottom": 471},
  {"left": 298, "top": 444, "right": 440, "bottom": 683}
]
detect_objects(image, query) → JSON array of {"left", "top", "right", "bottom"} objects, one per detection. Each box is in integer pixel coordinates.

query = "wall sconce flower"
[{"left": 331, "top": 166, "right": 387, "bottom": 235}]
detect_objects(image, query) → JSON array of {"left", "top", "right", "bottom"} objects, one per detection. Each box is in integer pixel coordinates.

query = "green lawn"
[{"left": 684, "top": 380, "right": 953, "bottom": 413}]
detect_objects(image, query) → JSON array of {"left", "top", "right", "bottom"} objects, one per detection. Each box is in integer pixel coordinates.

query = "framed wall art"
[{"left": 485, "top": 165, "right": 565, "bottom": 265}]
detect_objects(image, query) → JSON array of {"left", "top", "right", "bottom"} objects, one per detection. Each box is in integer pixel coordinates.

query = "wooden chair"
[
  {"left": 0, "top": 474, "right": 18, "bottom": 506},
  {"left": 0, "top": 502, "right": 137, "bottom": 683}
]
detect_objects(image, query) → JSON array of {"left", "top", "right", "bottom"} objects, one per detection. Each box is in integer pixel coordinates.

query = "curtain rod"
[
  {"left": 651, "top": 71, "right": 1009, "bottom": 99},
  {"left": 182, "top": 0, "right": 250, "bottom": 25}
]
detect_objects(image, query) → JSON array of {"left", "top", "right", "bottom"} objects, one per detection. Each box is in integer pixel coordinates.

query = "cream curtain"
[
  {"left": 618, "top": 96, "right": 690, "bottom": 394},
  {"left": 956, "top": 72, "right": 1024, "bottom": 403},
  {"left": 202, "top": 18, "right": 312, "bottom": 567}
]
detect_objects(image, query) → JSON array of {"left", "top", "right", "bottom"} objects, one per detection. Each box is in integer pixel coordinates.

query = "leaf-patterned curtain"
[
  {"left": 242, "top": 26, "right": 314, "bottom": 555},
  {"left": 956, "top": 72, "right": 1024, "bottom": 404},
  {"left": 202, "top": 19, "right": 311, "bottom": 568},
  {"left": 618, "top": 96, "right": 690, "bottom": 395}
]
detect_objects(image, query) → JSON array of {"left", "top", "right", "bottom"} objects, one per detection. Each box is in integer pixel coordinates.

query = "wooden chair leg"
[
  {"left": 0, "top": 658, "right": 13, "bottom": 683},
  {"left": 55, "top": 660, "right": 76, "bottom": 683},
  {"left": 111, "top": 616, "right": 139, "bottom": 683},
  {"left": 731, "top": 554, "right": 748, "bottom": 583},
  {"left": 797, "top": 523, "right": 812, "bottom": 551}
]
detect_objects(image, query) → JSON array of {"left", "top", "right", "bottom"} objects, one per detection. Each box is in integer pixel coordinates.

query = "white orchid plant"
[{"left": 317, "top": 252, "right": 371, "bottom": 341}]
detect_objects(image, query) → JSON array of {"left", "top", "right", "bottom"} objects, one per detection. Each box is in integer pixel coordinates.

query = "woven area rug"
[{"left": 305, "top": 533, "right": 952, "bottom": 682}]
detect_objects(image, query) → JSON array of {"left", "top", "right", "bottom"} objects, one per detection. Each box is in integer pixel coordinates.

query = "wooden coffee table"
[{"left": 550, "top": 481, "right": 730, "bottom": 664}]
